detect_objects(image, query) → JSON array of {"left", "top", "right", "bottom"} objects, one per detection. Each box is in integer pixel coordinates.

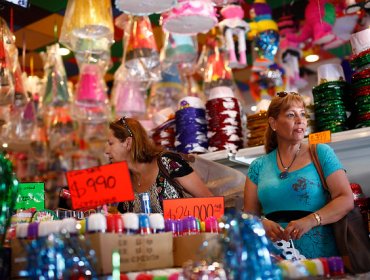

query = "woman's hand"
[
  {"left": 262, "top": 218, "right": 285, "bottom": 242},
  {"left": 283, "top": 214, "right": 317, "bottom": 240}
]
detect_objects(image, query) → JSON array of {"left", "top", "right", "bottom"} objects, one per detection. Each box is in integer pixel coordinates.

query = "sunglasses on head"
[
  {"left": 276, "top": 91, "right": 300, "bottom": 98},
  {"left": 119, "top": 116, "right": 133, "bottom": 137}
]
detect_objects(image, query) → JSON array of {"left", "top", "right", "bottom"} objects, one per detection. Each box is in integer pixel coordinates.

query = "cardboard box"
[
  {"left": 173, "top": 233, "right": 219, "bottom": 267},
  {"left": 11, "top": 232, "right": 174, "bottom": 278},
  {"left": 87, "top": 232, "right": 174, "bottom": 275},
  {"left": 11, "top": 238, "right": 29, "bottom": 279}
]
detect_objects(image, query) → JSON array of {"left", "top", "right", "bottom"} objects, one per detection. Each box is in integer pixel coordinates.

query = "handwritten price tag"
[
  {"left": 15, "top": 182, "right": 45, "bottom": 210},
  {"left": 309, "top": 130, "right": 331, "bottom": 145},
  {"left": 163, "top": 197, "right": 224, "bottom": 220},
  {"left": 66, "top": 162, "right": 134, "bottom": 210}
]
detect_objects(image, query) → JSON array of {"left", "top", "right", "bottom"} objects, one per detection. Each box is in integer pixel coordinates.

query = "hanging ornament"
[
  {"left": 160, "top": 32, "right": 198, "bottom": 76},
  {"left": 218, "top": 4, "right": 250, "bottom": 69},
  {"left": 278, "top": 15, "right": 307, "bottom": 91},
  {"left": 119, "top": 16, "right": 161, "bottom": 90},
  {"left": 40, "top": 44, "right": 71, "bottom": 109},
  {"left": 147, "top": 65, "right": 184, "bottom": 120},
  {"left": 0, "top": 154, "right": 19, "bottom": 249},
  {"left": 48, "top": 107, "right": 75, "bottom": 153},
  {"left": 73, "top": 63, "right": 111, "bottom": 123},
  {"left": 115, "top": 0, "right": 177, "bottom": 15},
  {"left": 111, "top": 79, "right": 146, "bottom": 119},
  {"left": 248, "top": 0, "right": 279, "bottom": 70},
  {"left": 59, "top": 0, "right": 114, "bottom": 52},
  {"left": 0, "top": 19, "right": 14, "bottom": 106},
  {"left": 162, "top": 0, "right": 217, "bottom": 35},
  {"left": 199, "top": 36, "right": 235, "bottom": 98},
  {"left": 4, "top": 96, "right": 37, "bottom": 144}
]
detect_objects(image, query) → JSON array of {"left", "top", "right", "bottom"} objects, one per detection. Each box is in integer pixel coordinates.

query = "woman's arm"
[
  {"left": 176, "top": 171, "right": 213, "bottom": 197},
  {"left": 313, "top": 169, "right": 354, "bottom": 224},
  {"left": 243, "top": 176, "right": 261, "bottom": 215},
  {"left": 244, "top": 177, "right": 284, "bottom": 242}
]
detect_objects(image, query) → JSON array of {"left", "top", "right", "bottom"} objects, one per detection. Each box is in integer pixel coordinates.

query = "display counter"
[{"left": 200, "top": 127, "right": 370, "bottom": 196}]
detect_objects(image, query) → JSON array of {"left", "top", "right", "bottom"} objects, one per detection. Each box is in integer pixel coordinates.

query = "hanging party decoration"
[
  {"left": 0, "top": 154, "right": 19, "bottom": 249},
  {"left": 0, "top": 19, "right": 14, "bottom": 106},
  {"left": 40, "top": 44, "right": 71, "bottom": 109},
  {"left": 72, "top": 63, "right": 111, "bottom": 123},
  {"left": 160, "top": 32, "right": 198, "bottom": 76},
  {"left": 278, "top": 15, "right": 307, "bottom": 91},
  {"left": 199, "top": 36, "right": 235, "bottom": 98},
  {"left": 111, "top": 79, "right": 146, "bottom": 119},
  {"left": 147, "top": 65, "right": 184, "bottom": 120},
  {"left": 248, "top": 0, "right": 279, "bottom": 70},
  {"left": 285, "top": 0, "right": 336, "bottom": 46},
  {"left": 162, "top": 0, "right": 217, "bottom": 35},
  {"left": 115, "top": 0, "right": 177, "bottom": 16},
  {"left": 120, "top": 15, "right": 161, "bottom": 90},
  {"left": 59, "top": 0, "right": 114, "bottom": 52},
  {"left": 218, "top": 4, "right": 250, "bottom": 69}
]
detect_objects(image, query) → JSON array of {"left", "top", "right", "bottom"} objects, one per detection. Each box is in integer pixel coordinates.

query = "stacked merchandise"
[
  {"left": 175, "top": 96, "right": 208, "bottom": 154},
  {"left": 246, "top": 111, "right": 268, "bottom": 147},
  {"left": 349, "top": 29, "right": 370, "bottom": 128},
  {"left": 151, "top": 118, "right": 176, "bottom": 151},
  {"left": 312, "top": 63, "right": 350, "bottom": 133},
  {"left": 206, "top": 86, "right": 243, "bottom": 153}
]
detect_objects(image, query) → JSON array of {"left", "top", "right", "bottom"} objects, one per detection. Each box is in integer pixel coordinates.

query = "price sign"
[
  {"left": 163, "top": 197, "right": 224, "bottom": 220},
  {"left": 66, "top": 162, "right": 134, "bottom": 210},
  {"left": 15, "top": 182, "right": 45, "bottom": 210},
  {"left": 309, "top": 130, "right": 331, "bottom": 145}
]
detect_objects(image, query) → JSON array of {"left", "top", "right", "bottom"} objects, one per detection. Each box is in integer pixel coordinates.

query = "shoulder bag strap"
[
  {"left": 309, "top": 144, "right": 329, "bottom": 191},
  {"left": 157, "top": 151, "right": 188, "bottom": 197}
]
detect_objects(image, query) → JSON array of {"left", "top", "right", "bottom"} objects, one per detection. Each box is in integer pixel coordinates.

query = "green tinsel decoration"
[{"left": 0, "top": 153, "right": 19, "bottom": 249}]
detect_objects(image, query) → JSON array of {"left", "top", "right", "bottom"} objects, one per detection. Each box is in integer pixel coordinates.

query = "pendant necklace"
[{"left": 277, "top": 143, "right": 301, "bottom": 179}]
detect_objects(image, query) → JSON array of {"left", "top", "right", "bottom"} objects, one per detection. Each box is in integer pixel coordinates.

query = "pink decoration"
[
  {"left": 75, "top": 64, "right": 107, "bottom": 105},
  {"left": 112, "top": 80, "right": 146, "bottom": 117},
  {"left": 286, "top": 0, "right": 336, "bottom": 45},
  {"left": 162, "top": 0, "right": 217, "bottom": 35}
]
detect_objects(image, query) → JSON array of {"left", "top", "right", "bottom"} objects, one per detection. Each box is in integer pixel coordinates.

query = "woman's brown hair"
[
  {"left": 264, "top": 93, "right": 306, "bottom": 154},
  {"left": 109, "top": 117, "right": 163, "bottom": 163}
]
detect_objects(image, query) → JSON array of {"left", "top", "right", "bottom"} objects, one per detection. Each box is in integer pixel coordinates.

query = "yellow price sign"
[{"left": 308, "top": 130, "right": 331, "bottom": 145}]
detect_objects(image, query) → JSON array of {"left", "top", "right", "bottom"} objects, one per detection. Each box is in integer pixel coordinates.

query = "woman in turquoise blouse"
[{"left": 243, "top": 92, "right": 354, "bottom": 258}]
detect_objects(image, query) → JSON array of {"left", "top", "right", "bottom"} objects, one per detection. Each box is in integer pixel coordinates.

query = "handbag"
[
  {"left": 157, "top": 151, "right": 246, "bottom": 208},
  {"left": 309, "top": 144, "right": 370, "bottom": 273}
]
